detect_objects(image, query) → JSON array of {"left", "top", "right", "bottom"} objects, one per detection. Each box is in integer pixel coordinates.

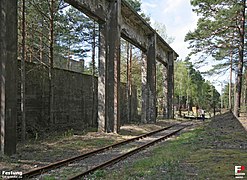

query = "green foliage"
[
  {"left": 185, "top": 0, "right": 246, "bottom": 115},
  {"left": 56, "top": 7, "right": 95, "bottom": 60},
  {"left": 125, "top": 0, "right": 142, "bottom": 12},
  {"left": 125, "top": 0, "right": 151, "bottom": 23},
  {"left": 185, "top": 0, "right": 245, "bottom": 73},
  {"left": 153, "top": 21, "right": 174, "bottom": 44},
  {"left": 92, "top": 170, "right": 107, "bottom": 178},
  {"left": 174, "top": 60, "right": 220, "bottom": 112},
  {"left": 63, "top": 128, "right": 74, "bottom": 137},
  {"left": 18, "top": 0, "right": 97, "bottom": 69}
]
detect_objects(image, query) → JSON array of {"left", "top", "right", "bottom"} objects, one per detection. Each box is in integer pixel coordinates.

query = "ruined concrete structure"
[
  {"left": 15, "top": 62, "right": 137, "bottom": 139},
  {"left": 65, "top": 0, "right": 178, "bottom": 132},
  {"left": 0, "top": 0, "right": 178, "bottom": 155}
]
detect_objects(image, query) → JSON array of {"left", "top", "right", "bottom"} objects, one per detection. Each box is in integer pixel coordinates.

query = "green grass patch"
[
  {"left": 90, "top": 127, "right": 204, "bottom": 180},
  {"left": 90, "top": 124, "right": 247, "bottom": 180},
  {"left": 188, "top": 149, "right": 247, "bottom": 179}
]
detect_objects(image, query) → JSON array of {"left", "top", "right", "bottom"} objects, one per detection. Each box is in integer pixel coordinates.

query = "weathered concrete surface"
[
  {"left": 65, "top": 0, "right": 108, "bottom": 22},
  {"left": 146, "top": 34, "right": 157, "bottom": 123},
  {"left": 162, "top": 63, "right": 168, "bottom": 118},
  {"left": 97, "top": 0, "right": 121, "bottom": 133},
  {"left": 107, "top": 0, "right": 121, "bottom": 133},
  {"left": 2, "top": 0, "right": 178, "bottom": 155},
  {"left": 16, "top": 62, "right": 137, "bottom": 139},
  {"left": 167, "top": 52, "right": 175, "bottom": 119},
  {"left": 98, "top": 23, "right": 107, "bottom": 132},
  {"left": 141, "top": 53, "right": 147, "bottom": 123},
  {"left": 0, "top": 0, "right": 18, "bottom": 155},
  {"left": 121, "top": 1, "right": 150, "bottom": 51},
  {"left": 65, "top": 0, "right": 178, "bottom": 127}
]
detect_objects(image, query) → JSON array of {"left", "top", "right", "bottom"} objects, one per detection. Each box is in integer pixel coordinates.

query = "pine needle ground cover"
[{"left": 92, "top": 112, "right": 247, "bottom": 180}]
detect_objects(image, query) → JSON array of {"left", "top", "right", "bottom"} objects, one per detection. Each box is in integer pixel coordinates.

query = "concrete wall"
[{"left": 17, "top": 62, "right": 138, "bottom": 139}]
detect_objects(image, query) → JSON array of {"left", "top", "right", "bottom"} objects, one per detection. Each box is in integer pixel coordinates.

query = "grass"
[
  {"left": 89, "top": 128, "right": 204, "bottom": 180},
  {"left": 89, "top": 120, "right": 247, "bottom": 180}
]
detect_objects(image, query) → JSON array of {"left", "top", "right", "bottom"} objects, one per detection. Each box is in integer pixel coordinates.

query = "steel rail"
[
  {"left": 68, "top": 125, "right": 190, "bottom": 180},
  {"left": 22, "top": 124, "right": 177, "bottom": 179}
]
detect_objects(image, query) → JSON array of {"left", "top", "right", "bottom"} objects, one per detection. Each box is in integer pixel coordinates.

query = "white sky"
[{"left": 141, "top": 0, "right": 228, "bottom": 93}]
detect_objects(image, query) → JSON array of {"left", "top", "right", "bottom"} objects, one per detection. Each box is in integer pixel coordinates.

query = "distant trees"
[
  {"left": 185, "top": 0, "right": 246, "bottom": 116},
  {"left": 174, "top": 60, "right": 220, "bottom": 115}
]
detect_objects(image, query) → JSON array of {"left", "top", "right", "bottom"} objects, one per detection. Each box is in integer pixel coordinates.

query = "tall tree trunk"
[
  {"left": 229, "top": 47, "right": 233, "bottom": 110},
  {"left": 49, "top": 0, "right": 55, "bottom": 124},
  {"left": 233, "top": 0, "right": 245, "bottom": 117},
  {"left": 186, "top": 73, "right": 190, "bottom": 115},
  {"left": 30, "top": 22, "right": 34, "bottom": 62},
  {"left": 242, "top": 66, "right": 247, "bottom": 112},
  {"left": 21, "top": 0, "right": 26, "bottom": 141},
  {"left": 39, "top": 20, "right": 43, "bottom": 63}
]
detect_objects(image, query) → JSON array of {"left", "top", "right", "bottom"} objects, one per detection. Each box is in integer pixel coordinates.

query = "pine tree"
[{"left": 185, "top": 0, "right": 246, "bottom": 116}]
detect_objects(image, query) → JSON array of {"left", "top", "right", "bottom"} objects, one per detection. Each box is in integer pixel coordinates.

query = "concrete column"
[
  {"left": 98, "top": 23, "right": 107, "bottom": 132},
  {"left": 141, "top": 53, "right": 147, "bottom": 123},
  {"left": 98, "top": 0, "right": 121, "bottom": 133},
  {"left": 146, "top": 34, "right": 156, "bottom": 123},
  {"left": 167, "top": 52, "right": 175, "bottom": 119},
  {"left": 0, "top": 0, "right": 18, "bottom": 155},
  {"left": 162, "top": 64, "right": 168, "bottom": 119}
]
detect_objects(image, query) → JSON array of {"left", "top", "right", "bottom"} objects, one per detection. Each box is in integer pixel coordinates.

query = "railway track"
[{"left": 22, "top": 122, "right": 192, "bottom": 179}]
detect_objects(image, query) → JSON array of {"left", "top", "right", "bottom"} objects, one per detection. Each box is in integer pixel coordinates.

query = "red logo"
[{"left": 235, "top": 166, "right": 245, "bottom": 178}]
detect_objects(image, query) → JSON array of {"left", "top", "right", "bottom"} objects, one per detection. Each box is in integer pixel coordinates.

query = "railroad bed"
[{"left": 22, "top": 122, "right": 192, "bottom": 179}]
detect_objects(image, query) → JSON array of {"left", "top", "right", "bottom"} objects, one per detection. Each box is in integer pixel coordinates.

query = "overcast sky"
[{"left": 141, "top": 0, "right": 227, "bottom": 93}]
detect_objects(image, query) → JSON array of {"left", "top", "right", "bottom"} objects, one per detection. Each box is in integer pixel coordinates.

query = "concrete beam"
[
  {"left": 121, "top": 19, "right": 148, "bottom": 52},
  {"left": 65, "top": 0, "right": 108, "bottom": 22},
  {"left": 0, "top": 0, "right": 17, "bottom": 155}
]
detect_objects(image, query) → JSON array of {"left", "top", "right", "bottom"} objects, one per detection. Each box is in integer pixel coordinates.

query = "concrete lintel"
[
  {"left": 65, "top": 0, "right": 108, "bottom": 23},
  {"left": 156, "top": 45, "right": 168, "bottom": 65},
  {"left": 121, "top": 31, "right": 147, "bottom": 53}
]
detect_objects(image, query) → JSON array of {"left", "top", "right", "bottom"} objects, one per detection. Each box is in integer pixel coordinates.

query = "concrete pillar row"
[
  {"left": 0, "top": 0, "right": 18, "bottom": 155},
  {"left": 98, "top": 0, "right": 121, "bottom": 133}
]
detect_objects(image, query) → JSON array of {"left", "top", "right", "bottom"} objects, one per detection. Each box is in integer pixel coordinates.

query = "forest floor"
[{"left": 0, "top": 112, "right": 246, "bottom": 179}]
